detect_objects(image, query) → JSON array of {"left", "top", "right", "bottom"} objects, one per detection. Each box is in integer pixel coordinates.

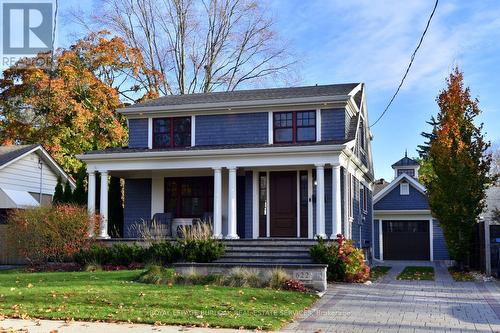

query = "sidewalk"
[{"left": 0, "top": 318, "right": 253, "bottom": 333}]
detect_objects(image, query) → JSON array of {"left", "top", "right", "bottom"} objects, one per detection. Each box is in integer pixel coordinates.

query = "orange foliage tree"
[{"left": 0, "top": 31, "right": 156, "bottom": 174}]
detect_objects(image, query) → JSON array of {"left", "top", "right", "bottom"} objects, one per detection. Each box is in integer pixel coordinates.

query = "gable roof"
[
  {"left": 0, "top": 144, "right": 75, "bottom": 188},
  {"left": 373, "top": 173, "right": 426, "bottom": 204},
  {"left": 125, "top": 83, "right": 360, "bottom": 109},
  {"left": 0, "top": 144, "right": 39, "bottom": 167}
]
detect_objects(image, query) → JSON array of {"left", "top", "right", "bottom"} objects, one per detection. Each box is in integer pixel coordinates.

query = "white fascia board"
[
  {"left": 80, "top": 149, "right": 344, "bottom": 173},
  {"left": 119, "top": 95, "right": 350, "bottom": 116},
  {"left": 373, "top": 173, "right": 426, "bottom": 204},
  {"left": 375, "top": 210, "right": 433, "bottom": 220},
  {"left": 78, "top": 144, "right": 346, "bottom": 162}
]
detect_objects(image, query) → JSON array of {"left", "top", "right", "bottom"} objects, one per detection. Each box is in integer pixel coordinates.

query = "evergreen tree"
[
  {"left": 72, "top": 167, "right": 87, "bottom": 205},
  {"left": 108, "top": 177, "right": 124, "bottom": 237},
  {"left": 419, "top": 67, "right": 495, "bottom": 268},
  {"left": 63, "top": 181, "right": 73, "bottom": 203},
  {"left": 53, "top": 177, "right": 64, "bottom": 204}
]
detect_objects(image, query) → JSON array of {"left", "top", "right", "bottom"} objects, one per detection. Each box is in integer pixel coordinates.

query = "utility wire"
[{"left": 369, "top": 0, "right": 439, "bottom": 128}]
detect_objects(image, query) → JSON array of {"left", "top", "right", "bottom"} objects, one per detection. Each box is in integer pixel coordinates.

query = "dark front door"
[
  {"left": 270, "top": 171, "right": 297, "bottom": 237},
  {"left": 383, "top": 220, "right": 430, "bottom": 260}
]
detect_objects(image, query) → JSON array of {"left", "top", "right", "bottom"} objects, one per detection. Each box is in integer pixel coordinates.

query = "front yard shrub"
[
  {"left": 310, "top": 234, "right": 370, "bottom": 282},
  {"left": 136, "top": 266, "right": 309, "bottom": 292},
  {"left": 283, "top": 279, "right": 308, "bottom": 292},
  {"left": 178, "top": 223, "right": 225, "bottom": 262},
  {"left": 6, "top": 204, "right": 94, "bottom": 264},
  {"left": 145, "top": 241, "right": 182, "bottom": 265}
]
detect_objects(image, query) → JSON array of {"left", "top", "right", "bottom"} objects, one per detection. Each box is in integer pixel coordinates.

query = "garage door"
[{"left": 382, "top": 220, "right": 430, "bottom": 260}]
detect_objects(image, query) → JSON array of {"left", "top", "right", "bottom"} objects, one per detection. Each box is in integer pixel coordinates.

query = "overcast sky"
[{"left": 58, "top": 0, "right": 500, "bottom": 180}]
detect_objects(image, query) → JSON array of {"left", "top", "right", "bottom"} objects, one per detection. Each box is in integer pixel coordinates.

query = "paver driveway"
[{"left": 283, "top": 262, "right": 500, "bottom": 333}]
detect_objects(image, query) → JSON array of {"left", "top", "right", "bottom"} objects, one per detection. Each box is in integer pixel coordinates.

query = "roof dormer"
[{"left": 391, "top": 151, "right": 420, "bottom": 180}]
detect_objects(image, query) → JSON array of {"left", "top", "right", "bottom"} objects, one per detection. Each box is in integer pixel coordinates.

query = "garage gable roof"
[{"left": 373, "top": 173, "right": 426, "bottom": 205}]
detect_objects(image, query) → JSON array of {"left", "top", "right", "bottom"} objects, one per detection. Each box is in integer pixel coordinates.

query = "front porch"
[{"left": 88, "top": 165, "right": 344, "bottom": 240}]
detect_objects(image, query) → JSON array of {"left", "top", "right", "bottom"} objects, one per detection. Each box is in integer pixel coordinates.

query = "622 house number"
[{"left": 294, "top": 271, "right": 313, "bottom": 281}]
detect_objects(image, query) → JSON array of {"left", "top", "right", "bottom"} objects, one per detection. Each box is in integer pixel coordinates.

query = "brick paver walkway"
[{"left": 283, "top": 262, "right": 500, "bottom": 333}]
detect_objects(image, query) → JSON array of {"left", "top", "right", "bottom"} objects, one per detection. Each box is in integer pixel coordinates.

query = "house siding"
[
  {"left": 321, "top": 108, "right": 345, "bottom": 141},
  {"left": 195, "top": 113, "right": 268, "bottom": 146},
  {"left": 244, "top": 171, "right": 253, "bottom": 239},
  {"left": 433, "top": 219, "right": 450, "bottom": 260},
  {"left": 128, "top": 118, "right": 149, "bottom": 148},
  {"left": 124, "top": 178, "right": 151, "bottom": 238},
  {"left": 236, "top": 176, "right": 246, "bottom": 239},
  {"left": 0, "top": 152, "right": 58, "bottom": 195},
  {"left": 374, "top": 219, "right": 380, "bottom": 259},
  {"left": 374, "top": 182, "right": 429, "bottom": 211}
]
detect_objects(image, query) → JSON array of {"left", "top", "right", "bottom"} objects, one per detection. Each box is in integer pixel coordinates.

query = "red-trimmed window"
[
  {"left": 273, "top": 111, "right": 316, "bottom": 143},
  {"left": 153, "top": 117, "right": 191, "bottom": 148}
]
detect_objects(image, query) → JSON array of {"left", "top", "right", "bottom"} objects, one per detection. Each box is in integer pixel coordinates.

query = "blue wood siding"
[
  {"left": 321, "top": 108, "right": 345, "bottom": 141},
  {"left": 236, "top": 176, "right": 246, "bottom": 238},
  {"left": 195, "top": 113, "right": 268, "bottom": 146},
  {"left": 324, "top": 169, "right": 332, "bottom": 236},
  {"left": 433, "top": 219, "right": 450, "bottom": 260},
  {"left": 128, "top": 119, "right": 149, "bottom": 148},
  {"left": 244, "top": 171, "right": 253, "bottom": 239},
  {"left": 374, "top": 219, "right": 380, "bottom": 259},
  {"left": 374, "top": 182, "right": 429, "bottom": 210},
  {"left": 123, "top": 178, "right": 151, "bottom": 237}
]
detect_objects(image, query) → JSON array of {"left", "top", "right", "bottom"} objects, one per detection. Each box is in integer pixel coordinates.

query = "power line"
[{"left": 370, "top": 0, "right": 439, "bottom": 128}]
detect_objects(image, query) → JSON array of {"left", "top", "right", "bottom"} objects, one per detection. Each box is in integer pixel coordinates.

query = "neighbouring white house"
[{"left": 0, "top": 144, "right": 75, "bottom": 223}]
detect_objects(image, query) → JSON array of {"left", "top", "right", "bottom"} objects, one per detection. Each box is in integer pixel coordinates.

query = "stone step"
[
  {"left": 223, "top": 245, "right": 313, "bottom": 252},
  {"left": 222, "top": 251, "right": 310, "bottom": 258},
  {"left": 214, "top": 257, "right": 314, "bottom": 264},
  {"left": 222, "top": 240, "right": 318, "bottom": 247}
]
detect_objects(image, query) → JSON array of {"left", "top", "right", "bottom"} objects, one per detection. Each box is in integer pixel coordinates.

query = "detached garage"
[{"left": 373, "top": 154, "right": 449, "bottom": 262}]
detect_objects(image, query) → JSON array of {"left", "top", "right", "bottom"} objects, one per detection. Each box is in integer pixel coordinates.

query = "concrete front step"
[
  {"left": 222, "top": 240, "right": 317, "bottom": 247},
  {"left": 222, "top": 251, "right": 310, "bottom": 258},
  {"left": 214, "top": 257, "right": 314, "bottom": 264},
  {"left": 223, "top": 245, "right": 313, "bottom": 252}
]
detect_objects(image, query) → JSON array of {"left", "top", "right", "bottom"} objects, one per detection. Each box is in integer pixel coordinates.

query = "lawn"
[
  {"left": 0, "top": 270, "right": 317, "bottom": 330},
  {"left": 397, "top": 266, "right": 434, "bottom": 280},
  {"left": 370, "top": 266, "right": 391, "bottom": 281}
]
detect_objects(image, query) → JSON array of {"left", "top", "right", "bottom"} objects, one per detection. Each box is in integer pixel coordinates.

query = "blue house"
[
  {"left": 373, "top": 154, "right": 449, "bottom": 261},
  {"left": 78, "top": 83, "right": 374, "bottom": 249}
]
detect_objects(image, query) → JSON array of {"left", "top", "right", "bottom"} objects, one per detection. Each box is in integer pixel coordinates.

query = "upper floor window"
[
  {"left": 273, "top": 111, "right": 316, "bottom": 143},
  {"left": 360, "top": 185, "right": 368, "bottom": 212},
  {"left": 153, "top": 117, "right": 191, "bottom": 148}
]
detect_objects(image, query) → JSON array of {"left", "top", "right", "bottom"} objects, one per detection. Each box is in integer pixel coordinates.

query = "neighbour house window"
[
  {"left": 153, "top": 117, "right": 191, "bottom": 148},
  {"left": 400, "top": 182, "right": 410, "bottom": 195},
  {"left": 273, "top": 111, "right": 316, "bottom": 143}
]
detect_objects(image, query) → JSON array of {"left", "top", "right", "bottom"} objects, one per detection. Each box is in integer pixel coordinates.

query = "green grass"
[
  {"left": 448, "top": 267, "right": 475, "bottom": 282},
  {"left": 370, "top": 266, "right": 391, "bottom": 281},
  {"left": 397, "top": 266, "right": 434, "bottom": 280},
  {"left": 0, "top": 270, "right": 317, "bottom": 330}
]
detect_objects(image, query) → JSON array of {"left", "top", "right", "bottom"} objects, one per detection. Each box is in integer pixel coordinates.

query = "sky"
[{"left": 54, "top": 0, "right": 500, "bottom": 180}]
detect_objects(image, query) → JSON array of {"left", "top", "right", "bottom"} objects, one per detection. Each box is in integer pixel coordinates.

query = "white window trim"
[
  {"left": 268, "top": 112, "right": 273, "bottom": 144},
  {"left": 400, "top": 182, "right": 410, "bottom": 195},
  {"left": 316, "top": 109, "right": 321, "bottom": 142},
  {"left": 147, "top": 117, "right": 153, "bottom": 149},
  {"left": 191, "top": 115, "right": 196, "bottom": 147}
]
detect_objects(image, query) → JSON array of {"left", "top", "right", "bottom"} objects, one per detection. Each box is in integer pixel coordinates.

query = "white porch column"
[
  {"left": 315, "top": 164, "right": 326, "bottom": 238},
  {"left": 213, "top": 167, "right": 223, "bottom": 239},
  {"left": 87, "top": 171, "right": 96, "bottom": 236},
  {"left": 99, "top": 171, "right": 110, "bottom": 239},
  {"left": 331, "top": 165, "right": 342, "bottom": 238},
  {"left": 226, "top": 166, "right": 239, "bottom": 239}
]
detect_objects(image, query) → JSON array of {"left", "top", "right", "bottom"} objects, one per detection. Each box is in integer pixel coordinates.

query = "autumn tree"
[
  {"left": 72, "top": 0, "right": 296, "bottom": 96},
  {"left": 0, "top": 31, "right": 151, "bottom": 174},
  {"left": 419, "top": 68, "right": 494, "bottom": 268}
]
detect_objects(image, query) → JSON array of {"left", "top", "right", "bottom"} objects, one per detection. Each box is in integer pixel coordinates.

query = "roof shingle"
[{"left": 0, "top": 144, "right": 39, "bottom": 167}]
